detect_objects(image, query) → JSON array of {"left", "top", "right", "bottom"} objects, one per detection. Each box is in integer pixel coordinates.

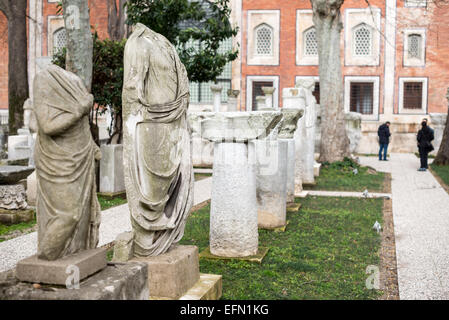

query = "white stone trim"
[
  {"left": 344, "top": 8, "right": 381, "bottom": 66},
  {"left": 47, "top": 15, "right": 65, "bottom": 57},
  {"left": 344, "top": 76, "right": 380, "bottom": 121},
  {"left": 246, "top": 76, "right": 279, "bottom": 111},
  {"left": 398, "top": 77, "right": 428, "bottom": 114},
  {"left": 383, "top": 0, "right": 397, "bottom": 118},
  {"left": 296, "top": 9, "right": 318, "bottom": 66},
  {"left": 403, "top": 28, "right": 426, "bottom": 67},
  {"left": 247, "top": 10, "right": 280, "bottom": 66},
  {"left": 405, "top": 0, "right": 427, "bottom": 8}
]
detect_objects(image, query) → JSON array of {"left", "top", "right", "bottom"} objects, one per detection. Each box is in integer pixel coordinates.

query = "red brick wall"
[
  {"left": 0, "top": 11, "right": 8, "bottom": 110},
  {"left": 241, "top": 0, "right": 387, "bottom": 110},
  {"left": 395, "top": 1, "right": 449, "bottom": 114}
]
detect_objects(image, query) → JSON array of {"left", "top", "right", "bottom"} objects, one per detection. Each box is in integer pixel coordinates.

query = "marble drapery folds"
[
  {"left": 122, "top": 24, "right": 194, "bottom": 257},
  {"left": 33, "top": 65, "right": 101, "bottom": 261}
]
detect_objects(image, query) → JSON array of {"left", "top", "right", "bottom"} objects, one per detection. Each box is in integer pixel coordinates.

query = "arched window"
[
  {"left": 255, "top": 24, "right": 273, "bottom": 56},
  {"left": 53, "top": 27, "right": 67, "bottom": 55},
  {"left": 353, "top": 24, "right": 372, "bottom": 56},
  {"left": 304, "top": 27, "right": 318, "bottom": 56},
  {"left": 408, "top": 34, "right": 422, "bottom": 59}
]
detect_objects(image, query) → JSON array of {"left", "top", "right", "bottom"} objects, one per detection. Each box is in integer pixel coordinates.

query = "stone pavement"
[
  {"left": 0, "top": 177, "right": 212, "bottom": 273},
  {"left": 360, "top": 153, "right": 449, "bottom": 300}
]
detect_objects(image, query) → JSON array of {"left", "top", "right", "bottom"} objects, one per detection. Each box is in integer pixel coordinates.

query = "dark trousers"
[
  {"left": 419, "top": 147, "right": 429, "bottom": 169},
  {"left": 379, "top": 143, "right": 388, "bottom": 160}
]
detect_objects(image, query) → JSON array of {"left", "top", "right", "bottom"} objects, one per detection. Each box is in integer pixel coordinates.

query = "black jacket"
[
  {"left": 417, "top": 126, "right": 435, "bottom": 152},
  {"left": 378, "top": 124, "right": 391, "bottom": 145}
]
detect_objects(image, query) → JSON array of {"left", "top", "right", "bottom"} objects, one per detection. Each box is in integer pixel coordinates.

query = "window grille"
[
  {"left": 304, "top": 27, "right": 318, "bottom": 56},
  {"left": 252, "top": 81, "right": 273, "bottom": 110},
  {"left": 53, "top": 28, "right": 67, "bottom": 56},
  {"left": 354, "top": 25, "right": 372, "bottom": 56},
  {"left": 408, "top": 34, "right": 421, "bottom": 59},
  {"left": 255, "top": 24, "right": 273, "bottom": 56},
  {"left": 403, "top": 82, "right": 423, "bottom": 109},
  {"left": 350, "top": 82, "right": 374, "bottom": 114}
]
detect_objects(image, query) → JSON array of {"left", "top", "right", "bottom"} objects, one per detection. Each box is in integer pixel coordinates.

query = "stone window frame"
[
  {"left": 398, "top": 77, "right": 428, "bottom": 115},
  {"left": 246, "top": 75, "right": 279, "bottom": 111},
  {"left": 296, "top": 9, "right": 318, "bottom": 66},
  {"left": 47, "top": 15, "right": 65, "bottom": 57},
  {"left": 344, "top": 8, "right": 381, "bottom": 67},
  {"left": 254, "top": 23, "right": 274, "bottom": 56},
  {"left": 404, "top": 0, "right": 427, "bottom": 8},
  {"left": 247, "top": 10, "right": 280, "bottom": 66},
  {"left": 403, "top": 28, "right": 426, "bottom": 67},
  {"left": 344, "top": 76, "right": 380, "bottom": 121}
]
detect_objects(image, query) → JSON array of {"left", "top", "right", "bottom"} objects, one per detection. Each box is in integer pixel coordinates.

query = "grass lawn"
[
  {"left": 430, "top": 163, "right": 449, "bottom": 187},
  {"left": 0, "top": 218, "right": 36, "bottom": 242},
  {"left": 305, "top": 158, "right": 385, "bottom": 192},
  {"left": 180, "top": 196, "right": 384, "bottom": 300},
  {"left": 194, "top": 172, "right": 212, "bottom": 181},
  {"left": 97, "top": 195, "right": 127, "bottom": 211}
]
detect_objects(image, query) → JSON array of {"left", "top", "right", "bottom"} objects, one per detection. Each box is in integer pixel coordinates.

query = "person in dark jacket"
[
  {"left": 377, "top": 121, "right": 391, "bottom": 161},
  {"left": 417, "top": 121, "right": 434, "bottom": 171}
]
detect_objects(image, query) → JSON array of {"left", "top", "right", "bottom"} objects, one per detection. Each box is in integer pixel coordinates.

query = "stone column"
[
  {"left": 282, "top": 88, "right": 306, "bottom": 194},
  {"left": 344, "top": 112, "right": 362, "bottom": 154},
  {"left": 227, "top": 89, "right": 240, "bottom": 112},
  {"left": 296, "top": 79, "right": 317, "bottom": 185},
  {"left": 262, "top": 87, "right": 276, "bottom": 109},
  {"left": 256, "top": 96, "right": 266, "bottom": 110},
  {"left": 255, "top": 139, "right": 288, "bottom": 229},
  {"left": 210, "top": 84, "right": 223, "bottom": 112},
  {"left": 200, "top": 111, "right": 282, "bottom": 257}
]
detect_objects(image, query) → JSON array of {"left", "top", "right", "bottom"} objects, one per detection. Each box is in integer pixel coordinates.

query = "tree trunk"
[
  {"left": 62, "top": 0, "right": 93, "bottom": 91},
  {"left": 434, "top": 89, "right": 449, "bottom": 165},
  {"left": 108, "top": 0, "right": 128, "bottom": 40},
  {"left": 311, "top": 0, "right": 350, "bottom": 163},
  {"left": 0, "top": 0, "right": 29, "bottom": 135}
]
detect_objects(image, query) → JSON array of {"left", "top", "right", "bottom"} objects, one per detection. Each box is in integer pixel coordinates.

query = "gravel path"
[
  {"left": 0, "top": 177, "right": 212, "bottom": 273},
  {"left": 360, "top": 154, "right": 449, "bottom": 299}
]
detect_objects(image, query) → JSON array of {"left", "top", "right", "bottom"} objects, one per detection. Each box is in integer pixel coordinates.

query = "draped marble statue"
[
  {"left": 33, "top": 65, "right": 101, "bottom": 261},
  {"left": 122, "top": 23, "right": 194, "bottom": 257}
]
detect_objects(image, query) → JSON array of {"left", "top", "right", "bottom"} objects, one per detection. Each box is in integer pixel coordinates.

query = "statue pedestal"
[
  {"left": 132, "top": 245, "right": 222, "bottom": 300},
  {"left": 199, "top": 111, "right": 283, "bottom": 258},
  {"left": 16, "top": 248, "right": 107, "bottom": 285},
  {"left": 285, "top": 138, "right": 296, "bottom": 203},
  {"left": 255, "top": 139, "right": 288, "bottom": 229}
]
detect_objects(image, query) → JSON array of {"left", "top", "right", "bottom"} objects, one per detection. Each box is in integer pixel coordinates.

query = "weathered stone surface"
[
  {"left": 210, "top": 84, "right": 223, "bottom": 112},
  {"left": 200, "top": 111, "right": 283, "bottom": 142},
  {"left": 255, "top": 139, "right": 288, "bottom": 229},
  {"left": 430, "top": 113, "right": 447, "bottom": 154},
  {"left": 99, "top": 144, "right": 125, "bottom": 194},
  {"left": 262, "top": 87, "right": 276, "bottom": 109},
  {"left": 132, "top": 245, "right": 199, "bottom": 299},
  {"left": 16, "top": 248, "right": 107, "bottom": 285},
  {"left": 179, "top": 273, "right": 222, "bottom": 300},
  {"left": 33, "top": 65, "right": 101, "bottom": 261},
  {"left": 278, "top": 108, "right": 304, "bottom": 139},
  {"left": 227, "top": 90, "right": 240, "bottom": 112},
  {"left": 345, "top": 112, "right": 362, "bottom": 154},
  {"left": 188, "top": 112, "right": 215, "bottom": 167},
  {"left": 0, "top": 262, "right": 149, "bottom": 300},
  {"left": 122, "top": 24, "right": 194, "bottom": 257},
  {"left": 209, "top": 142, "right": 258, "bottom": 257},
  {"left": 26, "top": 171, "right": 37, "bottom": 206},
  {"left": 285, "top": 139, "right": 296, "bottom": 203},
  {"left": 0, "top": 184, "right": 28, "bottom": 210},
  {"left": 7, "top": 135, "right": 30, "bottom": 161},
  {"left": 0, "top": 166, "right": 34, "bottom": 185},
  {"left": 0, "top": 208, "right": 34, "bottom": 225},
  {"left": 112, "top": 231, "right": 134, "bottom": 263}
]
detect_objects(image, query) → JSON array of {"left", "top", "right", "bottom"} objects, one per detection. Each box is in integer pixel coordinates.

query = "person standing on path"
[
  {"left": 378, "top": 121, "right": 391, "bottom": 161},
  {"left": 417, "top": 121, "right": 434, "bottom": 171}
]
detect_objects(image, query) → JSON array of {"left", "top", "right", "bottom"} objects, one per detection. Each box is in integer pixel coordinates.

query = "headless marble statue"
[{"left": 122, "top": 23, "right": 194, "bottom": 257}]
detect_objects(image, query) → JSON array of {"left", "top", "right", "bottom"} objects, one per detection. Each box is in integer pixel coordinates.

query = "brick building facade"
[{"left": 0, "top": 0, "right": 448, "bottom": 153}]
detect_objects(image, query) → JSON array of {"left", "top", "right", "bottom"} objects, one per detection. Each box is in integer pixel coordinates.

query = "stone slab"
[
  {"left": 152, "top": 274, "right": 222, "bottom": 300},
  {"left": 16, "top": 248, "right": 107, "bottom": 285},
  {"left": 97, "top": 191, "right": 127, "bottom": 199},
  {"left": 295, "top": 191, "right": 309, "bottom": 198},
  {"left": 0, "top": 262, "right": 148, "bottom": 300},
  {"left": 260, "top": 220, "right": 290, "bottom": 233},
  {"left": 286, "top": 203, "right": 301, "bottom": 213},
  {"left": 132, "top": 245, "right": 200, "bottom": 299},
  {"left": 199, "top": 246, "right": 269, "bottom": 264},
  {"left": 0, "top": 208, "right": 34, "bottom": 225}
]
